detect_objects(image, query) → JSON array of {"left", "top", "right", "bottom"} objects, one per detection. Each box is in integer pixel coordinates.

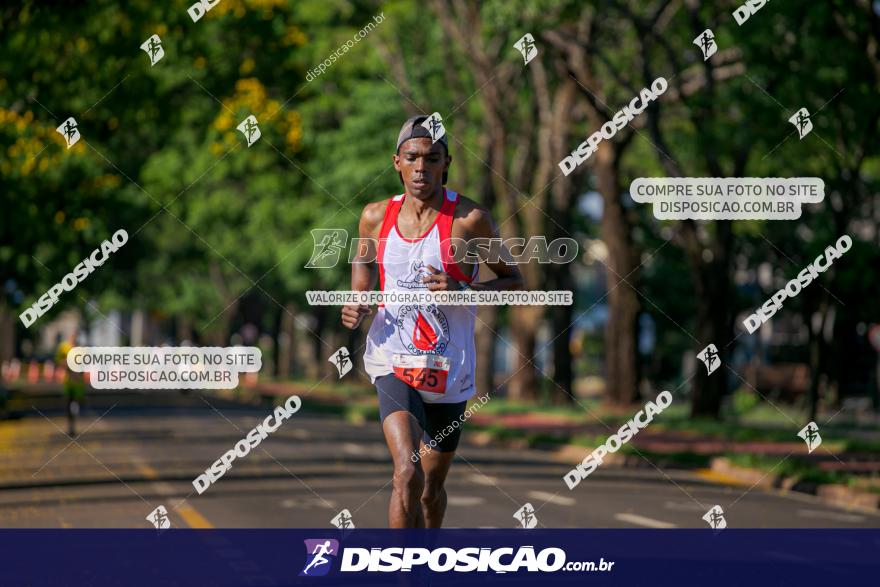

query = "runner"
[{"left": 341, "top": 115, "right": 523, "bottom": 528}]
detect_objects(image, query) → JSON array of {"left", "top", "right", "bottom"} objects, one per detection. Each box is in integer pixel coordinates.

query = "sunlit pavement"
[{"left": 1, "top": 389, "right": 878, "bottom": 529}]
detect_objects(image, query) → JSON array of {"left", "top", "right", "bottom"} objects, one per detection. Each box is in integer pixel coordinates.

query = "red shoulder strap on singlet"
[
  {"left": 377, "top": 196, "right": 404, "bottom": 292},
  {"left": 438, "top": 191, "right": 476, "bottom": 283}
]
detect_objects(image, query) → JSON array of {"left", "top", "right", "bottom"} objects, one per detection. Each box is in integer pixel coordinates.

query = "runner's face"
[{"left": 393, "top": 138, "right": 450, "bottom": 199}]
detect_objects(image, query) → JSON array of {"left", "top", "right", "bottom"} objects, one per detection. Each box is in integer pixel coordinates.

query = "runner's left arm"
[{"left": 463, "top": 208, "right": 523, "bottom": 292}]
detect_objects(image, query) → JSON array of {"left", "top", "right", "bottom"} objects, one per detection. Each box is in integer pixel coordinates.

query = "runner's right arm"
[{"left": 341, "top": 201, "right": 387, "bottom": 329}]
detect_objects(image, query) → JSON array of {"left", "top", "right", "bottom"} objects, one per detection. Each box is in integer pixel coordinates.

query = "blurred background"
[{"left": 1, "top": 0, "right": 879, "bottom": 528}]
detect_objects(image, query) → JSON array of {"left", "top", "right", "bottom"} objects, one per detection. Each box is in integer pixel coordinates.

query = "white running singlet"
[{"left": 363, "top": 189, "right": 478, "bottom": 404}]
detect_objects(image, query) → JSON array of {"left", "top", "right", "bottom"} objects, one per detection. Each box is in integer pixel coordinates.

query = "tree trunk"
[
  {"left": 507, "top": 306, "right": 542, "bottom": 401},
  {"left": 0, "top": 302, "right": 14, "bottom": 362},
  {"left": 277, "top": 302, "right": 296, "bottom": 379},
  {"left": 687, "top": 221, "right": 733, "bottom": 418},
  {"left": 595, "top": 143, "right": 640, "bottom": 406},
  {"left": 547, "top": 202, "right": 575, "bottom": 403},
  {"left": 475, "top": 304, "right": 497, "bottom": 398}
]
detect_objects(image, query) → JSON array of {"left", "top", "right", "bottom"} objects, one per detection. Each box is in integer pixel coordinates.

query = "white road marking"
[
  {"left": 664, "top": 501, "right": 705, "bottom": 511},
  {"left": 342, "top": 443, "right": 366, "bottom": 455},
  {"left": 614, "top": 513, "right": 676, "bottom": 528},
  {"left": 448, "top": 496, "right": 485, "bottom": 506},
  {"left": 468, "top": 474, "right": 499, "bottom": 485},
  {"left": 528, "top": 491, "right": 575, "bottom": 506},
  {"left": 281, "top": 498, "right": 335, "bottom": 509},
  {"left": 797, "top": 509, "right": 866, "bottom": 523}
]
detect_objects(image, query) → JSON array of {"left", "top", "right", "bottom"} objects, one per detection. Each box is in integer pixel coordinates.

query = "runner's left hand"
[{"left": 422, "top": 264, "right": 460, "bottom": 291}]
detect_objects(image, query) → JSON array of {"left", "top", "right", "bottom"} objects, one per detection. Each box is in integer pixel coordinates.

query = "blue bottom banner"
[{"left": 2, "top": 529, "right": 878, "bottom": 585}]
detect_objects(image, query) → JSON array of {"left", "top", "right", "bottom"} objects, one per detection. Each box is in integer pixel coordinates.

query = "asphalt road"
[{"left": 1, "top": 389, "right": 878, "bottom": 529}]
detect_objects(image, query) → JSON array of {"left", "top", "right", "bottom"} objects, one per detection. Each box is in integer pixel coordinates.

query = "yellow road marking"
[
  {"left": 177, "top": 505, "right": 214, "bottom": 529},
  {"left": 0, "top": 422, "right": 19, "bottom": 452},
  {"left": 137, "top": 463, "right": 158, "bottom": 479},
  {"left": 694, "top": 468, "right": 752, "bottom": 486}
]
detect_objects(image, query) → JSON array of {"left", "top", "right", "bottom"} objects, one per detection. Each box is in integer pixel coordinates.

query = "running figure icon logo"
[
  {"left": 697, "top": 343, "right": 720, "bottom": 375},
  {"left": 329, "top": 347, "right": 352, "bottom": 378},
  {"left": 702, "top": 505, "right": 727, "bottom": 530},
  {"left": 299, "top": 539, "right": 339, "bottom": 577},
  {"left": 788, "top": 108, "right": 813, "bottom": 139},
  {"left": 330, "top": 509, "right": 355, "bottom": 530},
  {"left": 237, "top": 114, "right": 261, "bottom": 147},
  {"left": 140, "top": 34, "right": 165, "bottom": 66},
  {"left": 56, "top": 117, "right": 80, "bottom": 149},
  {"left": 797, "top": 421, "right": 822, "bottom": 453},
  {"left": 421, "top": 112, "right": 446, "bottom": 144},
  {"left": 305, "top": 229, "right": 348, "bottom": 269},
  {"left": 146, "top": 505, "right": 171, "bottom": 529},
  {"left": 514, "top": 33, "right": 538, "bottom": 65},
  {"left": 693, "top": 29, "right": 717, "bottom": 61},
  {"left": 514, "top": 503, "right": 538, "bottom": 529}
]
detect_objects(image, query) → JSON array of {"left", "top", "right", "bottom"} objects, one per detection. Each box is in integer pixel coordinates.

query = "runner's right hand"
[{"left": 341, "top": 304, "right": 372, "bottom": 329}]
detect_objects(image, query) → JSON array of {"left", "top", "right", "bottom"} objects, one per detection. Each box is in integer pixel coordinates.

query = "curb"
[
  {"left": 223, "top": 387, "right": 880, "bottom": 513},
  {"left": 710, "top": 457, "right": 880, "bottom": 512}
]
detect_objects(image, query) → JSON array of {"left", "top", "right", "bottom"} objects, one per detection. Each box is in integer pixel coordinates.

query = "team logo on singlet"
[
  {"left": 396, "top": 260, "right": 431, "bottom": 289},
  {"left": 396, "top": 305, "right": 449, "bottom": 355}
]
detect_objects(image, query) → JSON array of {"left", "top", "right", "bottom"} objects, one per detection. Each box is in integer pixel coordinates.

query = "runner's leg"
[
  {"left": 377, "top": 375, "right": 428, "bottom": 528},
  {"left": 418, "top": 447, "right": 454, "bottom": 528},
  {"left": 418, "top": 400, "right": 467, "bottom": 527}
]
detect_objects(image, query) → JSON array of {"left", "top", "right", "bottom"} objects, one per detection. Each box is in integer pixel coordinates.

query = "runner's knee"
[
  {"left": 421, "top": 482, "right": 445, "bottom": 507},
  {"left": 392, "top": 464, "right": 424, "bottom": 497}
]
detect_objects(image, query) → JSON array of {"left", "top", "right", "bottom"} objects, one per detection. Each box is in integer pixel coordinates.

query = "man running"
[{"left": 341, "top": 115, "right": 523, "bottom": 528}]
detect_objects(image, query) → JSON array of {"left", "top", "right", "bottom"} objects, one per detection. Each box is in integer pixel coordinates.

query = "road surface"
[{"left": 1, "top": 388, "right": 877, "bottom": 529}]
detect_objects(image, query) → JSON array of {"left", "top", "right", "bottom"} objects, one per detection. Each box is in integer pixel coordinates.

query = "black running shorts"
[{"left": 376, "top": 374, "right": 468, "bottom": 452}]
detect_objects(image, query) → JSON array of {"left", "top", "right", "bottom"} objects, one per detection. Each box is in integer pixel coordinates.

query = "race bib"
[{"left": 392, "top": 354, "right": 450, "bottom": 395}]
